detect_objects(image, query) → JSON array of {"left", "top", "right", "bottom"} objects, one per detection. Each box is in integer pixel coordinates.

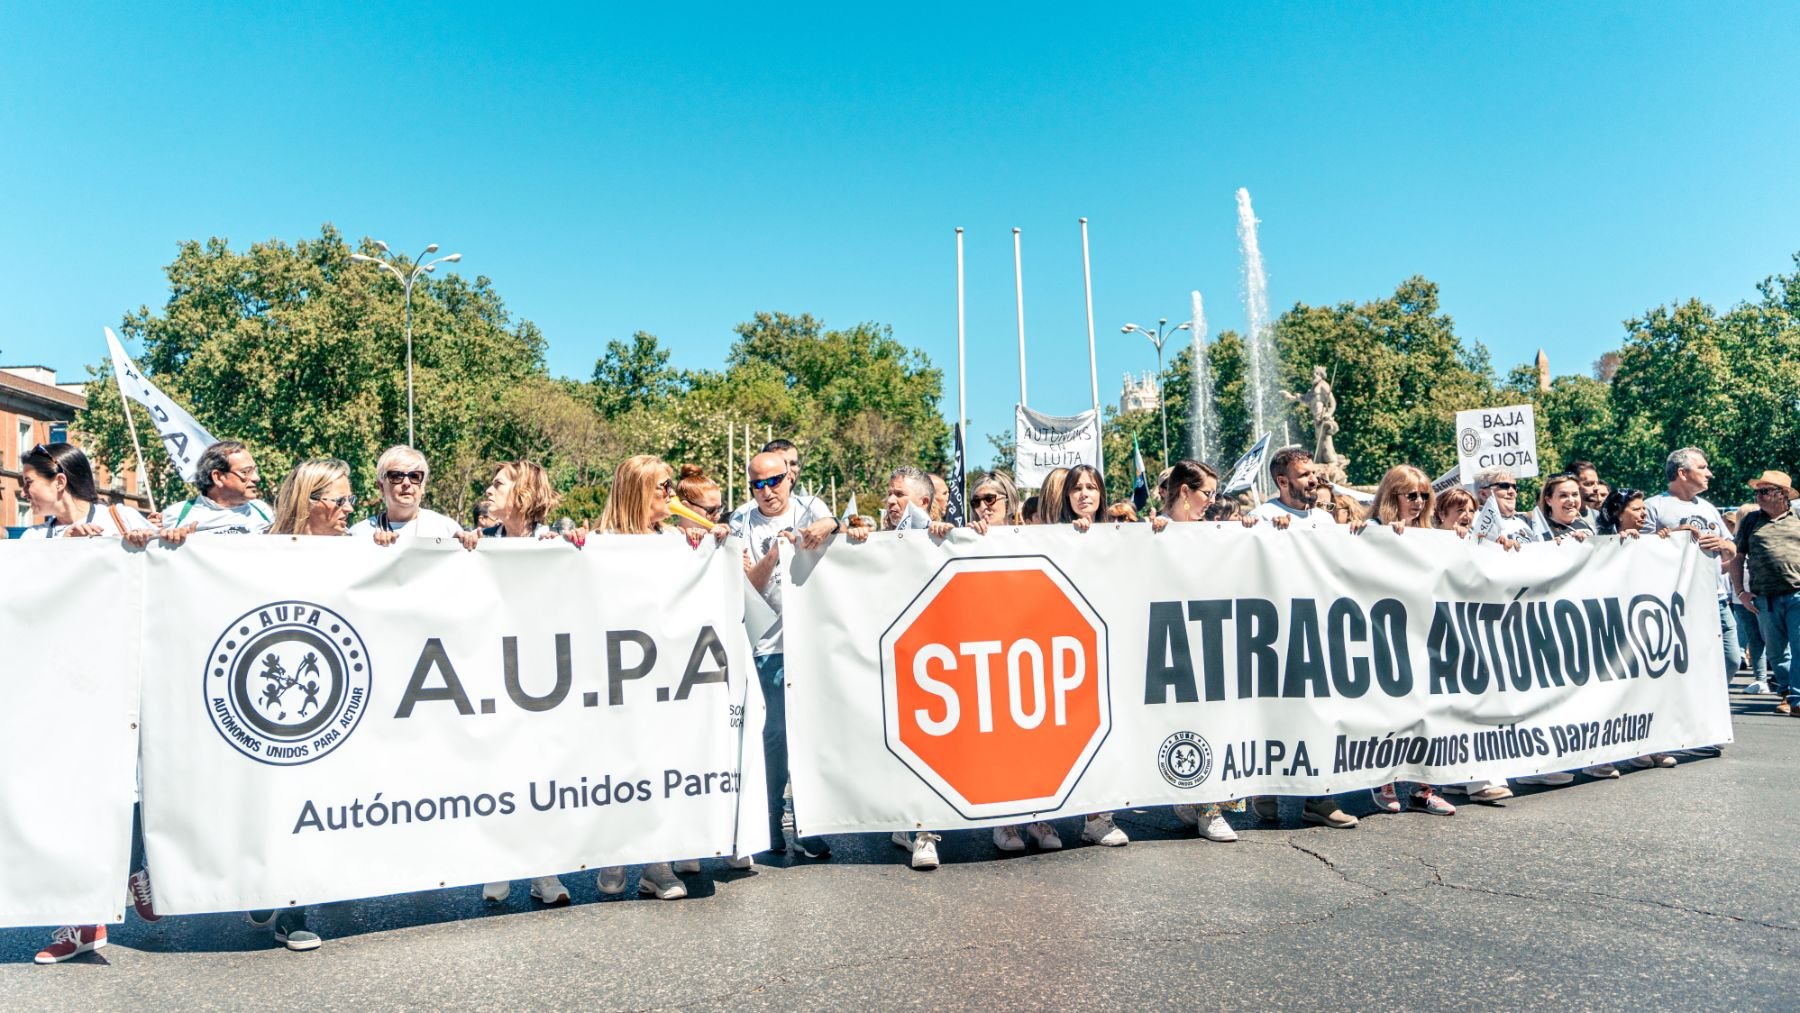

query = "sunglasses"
[
  {"left": 688, "top": 501, "right": 725, "bottom": 519},
  {"left": 750, "top": 474, "right": 787, "bottom": 491},
  {"left": 29, "top": 444, "right": 63, "bottom": 475},
  {"left": 657, "top": 478, "right": 676, "bottom": 496},
  {"left": 383, "top": 469, "right": 427, "bottom": 486},
  {"left": 1755, "top": 486, "right": 1788, "bottom": 498},
  {"left": 1401, "top": 491, "right": 1429, "bottom": 502},
  {"left": 1487, "top": 482, "right": 1518, "bottom": 491},
  {"left": 310, "top": 493, "right": 358, "bottom": 510},
  {"left": 971, "top": 493, "right": 1003, "bottom": 508}
]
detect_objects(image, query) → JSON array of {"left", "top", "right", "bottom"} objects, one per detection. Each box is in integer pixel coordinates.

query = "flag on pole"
[
  {"left": 946, "top": 422, "right": 968, "bottom": 526},
  {"left": 1471, "top": 491, "right": 1506, "bottom": 543},
  {"left": 1131, "top": 435, "right": 1149, "bottom": 512},
  {"left": 842, "top": 493, "right": 859, "bottom": 523},
  {"left": 106, "top": 328, "right": 216, "bottom": 483},
  {"left": 1221, "top": 433, "right": 1273, "bottom": 496}
]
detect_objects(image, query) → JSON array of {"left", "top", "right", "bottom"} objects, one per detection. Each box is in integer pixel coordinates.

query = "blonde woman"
[
  {"left": 478, "top": 460, "right": 560, "bottom": 540},
  {"left": 967, "top": 471, "right": 1020, "bottom": 530},
  {"left": 1037, "top": 468, "right": 1070, "bottom": 525},
  {"left": 268, "top": 459, "right": 355, "bottom": 537}
]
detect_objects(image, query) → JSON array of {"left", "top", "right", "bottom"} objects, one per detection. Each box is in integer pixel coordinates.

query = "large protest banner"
[
  {"left": 139, "top": 536, "right": 765, "bottom": 915},
  {"left": 784, "top": 524, "right": 1729, "bottom": 833},
  {"left": 0, "top": 541, "right": 141, "bottom": 928},
  {"left": 1014, "top": 405, "right": 1102, "bottom": 487}
]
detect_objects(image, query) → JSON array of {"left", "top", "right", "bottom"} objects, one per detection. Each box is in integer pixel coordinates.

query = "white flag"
[
  {"left": 1221, "top": 433, "right": 1272, "bottom": 495},
  {"left": 1471, "top": 491, "right": 1507, "bottom": 543},
  {"left": 105, "top": 328, "right": 216, "bottom": 482}
]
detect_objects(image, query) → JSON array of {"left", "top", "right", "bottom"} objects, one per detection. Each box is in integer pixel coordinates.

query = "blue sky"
[{"left": 3, "top": 4, "right": 1796, "bottom": 464}]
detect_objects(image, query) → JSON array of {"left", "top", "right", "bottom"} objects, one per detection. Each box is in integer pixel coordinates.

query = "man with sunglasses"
[
  {"left": 157, "top": 440, "right": 273, "bottom": 541},
  {"left": 732, "top": 450, "right": 838, "bottom": 860},
  {"left": 350, "top": 445, "right": 474, "bottom": 548},
  {"left": 1731, "top": 470, "right": 1800, "bottom": 717}
]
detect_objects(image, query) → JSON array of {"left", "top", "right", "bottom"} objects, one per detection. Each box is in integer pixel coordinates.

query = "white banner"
[
  {"left": 1014, "top": 405, "right": 1102, "bottom": 488},
  {"left": 106, "top": 327, "right": 218, "bottom": 483},
  {"left": 0, "top": 541, "right": 141, "bottom": 928},
  {"left": 1456, "top": 403, "right": 1539, "bottom": 485},
  {"left": 785, "top": 525, "right": 1729, "bottom": 833},
  {"left": 139, "top": 537, "right": 765, "bottom": 915}
]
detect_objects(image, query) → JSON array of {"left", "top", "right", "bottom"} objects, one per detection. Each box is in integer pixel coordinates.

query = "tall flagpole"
[
  {"left": 1013, "top": 227, "right": 1028, "bottom": 407},
  {"left": 955, "top": 227, "right": 968, "bottom": 509},
  {"left": 727, "top": 421, "right": 734, "bottom": 506},
  {"left": 113, "top": 370, "right": 157, "bottom": 513},
  {"left": 1080, "top": 217, "right": 1102, "bottom": 477}
]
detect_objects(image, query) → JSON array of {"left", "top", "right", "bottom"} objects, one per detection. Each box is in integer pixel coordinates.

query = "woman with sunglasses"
[
  {"left": 352, "top": 445, "right": 476, "bottom": 549},
  {"left": 1355, "top": 467, "right": 1460, "bottom": 815},
  {"left": 584, "top": 455, "right": 727, "bottom": 899},
  {"left": 23, "top": 443, "right": 161, "bottom": 965},
  {"left": 244, "top": 458, "right": 357, "bottom": 951},
  {"left": 966, "top": 471, "right": 1020, "bottom": 530},
  {"left": 674, "top": 464, "right": 726, "bottom": 545},
  {"left": 1146, "top": 460, "right": 1253, "bottom": 841}
]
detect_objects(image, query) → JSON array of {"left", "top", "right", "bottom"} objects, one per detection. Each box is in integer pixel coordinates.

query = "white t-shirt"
[
  {"left": 1642, "top": 492, "right": 1732, "bottom": 599},
  {"left": 730, "top": 496, "right": 830, "bottom": 657},
  {"left": 1250, "top": 498, "right": 1334, "bottom": 530},
  {"left": 170, "top": 495, "right": 273, "bottom": 535},
  {"left": 348, "top": 507, "right": 465, "bottom": 541},
  {"left": 17, "top": 501, "right": 153, "bottom": 539}
]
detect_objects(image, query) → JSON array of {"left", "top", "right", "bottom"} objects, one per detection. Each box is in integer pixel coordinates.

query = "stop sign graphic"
[{"left": 880, "top": 555, "right": 1110, "bottom": 820}]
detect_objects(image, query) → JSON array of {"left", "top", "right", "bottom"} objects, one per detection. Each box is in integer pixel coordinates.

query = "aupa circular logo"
[
  {"left": 203, "top": 601, "right": 371, "bottom": 766},
  {"left": 1157, "top": 731, "right": 1213, "bottom": 790},
  {"left": 1458, "top": 427, "right": 1481, "bottom": 455}
]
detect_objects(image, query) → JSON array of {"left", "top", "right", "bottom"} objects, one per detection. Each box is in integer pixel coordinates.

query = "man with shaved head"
[{"left": 732, "top": 449, "right": 839, "bottom": 861}]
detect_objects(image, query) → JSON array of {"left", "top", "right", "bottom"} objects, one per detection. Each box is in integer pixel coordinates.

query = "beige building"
[
  {"left": 1, "top": 366, "right": 150, "bottom": 530},
  {"left": 1120, "top": 371, "right": 1160, "bottom": 415}
]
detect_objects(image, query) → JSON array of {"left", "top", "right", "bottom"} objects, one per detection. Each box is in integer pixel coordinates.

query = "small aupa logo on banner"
[
  {"left": 1157, "top": 730, "right": 1213, "bottom": 790},
  {"left": 204, "top": 601, "right": 372, "bottom": 766}
]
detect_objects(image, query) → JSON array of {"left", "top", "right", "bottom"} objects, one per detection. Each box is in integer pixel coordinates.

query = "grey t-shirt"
[{"left": 1642, "top": 493, "right": 1731, "bottom": 599}]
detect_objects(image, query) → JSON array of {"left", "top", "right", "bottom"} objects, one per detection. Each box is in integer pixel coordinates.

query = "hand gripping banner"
[{"left": 783, "top": 524, "right": 1729, "bottom": 833}]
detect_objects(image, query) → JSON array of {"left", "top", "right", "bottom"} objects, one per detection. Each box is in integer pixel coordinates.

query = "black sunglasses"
[
  {"left": 1487, "top": 482, "right": 1518, "bottom": 491},
  {"left": 1401, "top": 491, "right": 1429, "bottom": 502},
  {"left": 29, "top": 444, "right": 63, "bottom": 475},
  {"left": 971, "top": 493, "right": 1002, "bottom": 507},
  {"left": 383, "top": 469, "right": 427, "bottom": 486}
]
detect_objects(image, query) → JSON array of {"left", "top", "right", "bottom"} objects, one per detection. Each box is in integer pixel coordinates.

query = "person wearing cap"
[{"left": 1730, "top": 470, "right": 1800, "bottom": 717}]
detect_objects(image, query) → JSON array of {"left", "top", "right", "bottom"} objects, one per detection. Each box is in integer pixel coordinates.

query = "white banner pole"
[
  {"left": 955, "top": 227, "right": 967, "bottom": 507},
  {"left": 1013, "top": 227, "right": 1028, "bottom": 408},
  {"left": 113, "top": 359, "right": 158, "bottom": 514},
  {"left": 1080, "top": 218, "right": 1102, "bottom": 477}
]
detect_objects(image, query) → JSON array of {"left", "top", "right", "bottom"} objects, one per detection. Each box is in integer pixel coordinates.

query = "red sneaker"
[
  {"left": 129, "top": 869, "right": 160, "bottom": 923},
  {"left": 35, "top": 925, "right": 106, "bottom": 964}
]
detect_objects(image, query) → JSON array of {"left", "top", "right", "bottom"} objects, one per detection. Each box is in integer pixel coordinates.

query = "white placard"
[
  {"left": 1456, "top": 403, "right": 1539, "bottom": 484},
  {"left": 1015, "top": 405, "right": 1102, "bottom": 488},
  {"left": 784, "top": 524, "right": 1728, "bottom": 833}
]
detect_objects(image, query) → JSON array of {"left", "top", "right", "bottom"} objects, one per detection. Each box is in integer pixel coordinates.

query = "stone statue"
[{"left": 1284, "top": 365, "right": 1349, "bottom": 484}]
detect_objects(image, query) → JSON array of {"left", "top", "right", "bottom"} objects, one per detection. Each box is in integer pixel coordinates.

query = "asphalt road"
[{"left": 3, "top": 687, "right": 1793, "bottom": 1011}]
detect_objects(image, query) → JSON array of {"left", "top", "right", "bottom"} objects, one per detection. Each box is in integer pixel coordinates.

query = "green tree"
[{"left": 591, "top": 331, "right": 686, "bottom": 419}]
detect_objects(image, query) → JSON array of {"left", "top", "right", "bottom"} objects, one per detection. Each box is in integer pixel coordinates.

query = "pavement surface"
[{"left": 3, "top": 686, "right": 1794, "bottom": 1011}]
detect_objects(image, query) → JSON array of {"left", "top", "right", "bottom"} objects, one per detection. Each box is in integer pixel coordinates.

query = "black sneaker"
[
  {"left": 790, "top": 834, "right": 832, "bottom": 859},
  {"left": 273, "top": 909, "right": 321, "bottom": 952}
]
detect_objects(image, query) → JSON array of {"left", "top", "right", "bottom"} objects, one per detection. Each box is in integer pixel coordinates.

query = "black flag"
[{"left": 946, "top": 421, "right": 968, "bottom": 525}]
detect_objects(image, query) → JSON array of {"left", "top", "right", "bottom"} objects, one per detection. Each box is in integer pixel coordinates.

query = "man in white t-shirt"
[
  {"left": 729, "top": 438, "right": 830, "bottom": 535},
  {"left": 158, "top": 440, "right": 273, "bottom": 541},
  {"left": 732, "top": 450, "right": 839, "bottom": 860},
  {"left": 1245, "top": 447, "right": 1361, "bottom": 829},
  {"left": 1641, "top": 447, "right": 1740, "bottom": 707},
  {"left": 349, "top": 445, "right": 473, "bottom": 547}
]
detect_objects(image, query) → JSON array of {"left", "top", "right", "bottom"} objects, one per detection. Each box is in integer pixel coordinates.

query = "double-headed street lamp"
[
  {"left": 1120, "top": 317, "right": 1189, "bottom": 462},
  {"left": 350, "top": 241, "right": 463, "bottom": 448}
]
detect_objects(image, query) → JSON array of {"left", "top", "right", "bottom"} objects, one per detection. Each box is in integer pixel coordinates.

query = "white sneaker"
[
  {"left": 481, "top": 881, "right": 510, "bottom": 903},
  {"left": 1025, "top": 821, "right": 1063, "bottom": 850},
  {"left": 1199, "top": 814, "right": 1239, "bottom": 842},
  {"left": 992, "top": 825, "right": 1026, "bottom": 852},
  {"left": 639, "top": 862, "right": 688, "bottom": 899},
  {"left": 529, "top": 875, "right": 569, "bottom": 905},
  {"left": 1172, "top": 803, "right": 1200, "bottom": 827},
  {"left": 725, "top": 854, "right": 754, "bottom": 870},
  {"left": 1515, "top": 772, "right": 1576, "bottom": 786},
  {"left": 673, "top": 859, "right": 702, "bottom": 874},
  {"left": 910, "top": 833, "right": 942, "bottom": 869},
  {"left": 1582, "top": 763, "right": 1621, "bottom": 779},
  {"left": 596, "top": 867, "right": 627, "bottom": 895},
  {"left": 1745, "top": 679, "right": 1770, "bottom": 694},
  {"left": 1082, "top": 812, "right": 1129, "bottom": 846}
]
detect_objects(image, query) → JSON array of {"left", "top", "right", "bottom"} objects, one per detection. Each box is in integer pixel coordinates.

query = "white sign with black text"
[{"left": 1456, "top": 403, "right": 1539, "bottom": 485}]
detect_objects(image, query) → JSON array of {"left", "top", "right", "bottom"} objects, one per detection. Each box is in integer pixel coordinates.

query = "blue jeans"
[
  {"left": 1718, "top": 599, "right": 1740, "bottom": 679},
  {"left": 755, "top": 653, "right": 790, "bottom": 852},
  {"left": 1734, "top": 602, "right": 1766, "bottom": 679},
  {"left": 1756, "top": 592, "right": 1800, "bottom": 705}
]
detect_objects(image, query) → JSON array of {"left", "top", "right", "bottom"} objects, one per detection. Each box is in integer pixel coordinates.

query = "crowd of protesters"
[{"left": 8, "top": 431, "right": 1787, "bottom": 963}]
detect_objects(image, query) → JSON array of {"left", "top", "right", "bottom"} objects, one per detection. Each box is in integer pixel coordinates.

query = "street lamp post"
[
  {"left": 1120, "top": 317, "right": 1189, "bottom": 462},
  {"left": 350, "top": 241, "right": 463, "bottom": 448}
]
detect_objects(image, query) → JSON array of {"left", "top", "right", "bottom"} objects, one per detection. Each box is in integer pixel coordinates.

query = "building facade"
[
  {"left": 1120, "top": 371, "right": 1160, "bottom": 415},
  {"left": 1, "top": 366, "right": 150, "bottom": 530}
]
